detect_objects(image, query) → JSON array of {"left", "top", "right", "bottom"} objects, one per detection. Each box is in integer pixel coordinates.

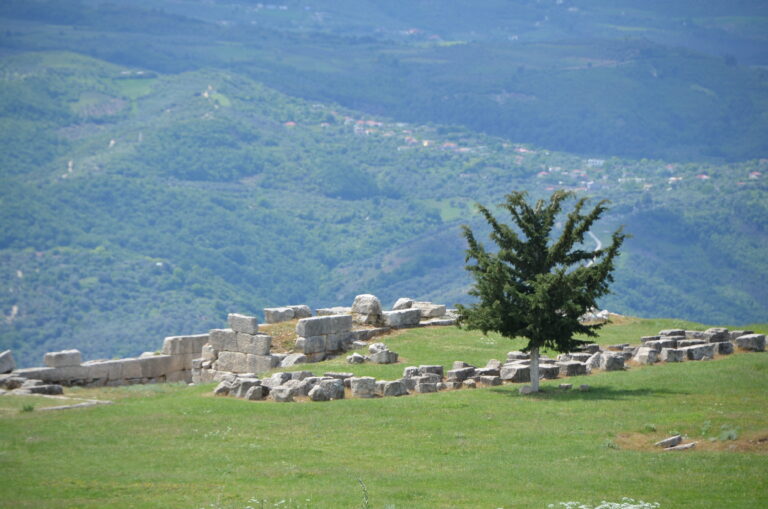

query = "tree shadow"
[{"left": 488, "top": 384, "right": 686, "bottom": 401}]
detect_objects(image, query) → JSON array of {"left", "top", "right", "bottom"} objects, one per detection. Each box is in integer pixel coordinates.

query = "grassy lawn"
[{"left": 0, "top": 319, "right": 766, "bottom": 508}]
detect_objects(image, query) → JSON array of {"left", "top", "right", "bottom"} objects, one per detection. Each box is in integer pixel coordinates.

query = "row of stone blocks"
[{"left": 7, "top": 334, "right": 209, "bottom": 387}]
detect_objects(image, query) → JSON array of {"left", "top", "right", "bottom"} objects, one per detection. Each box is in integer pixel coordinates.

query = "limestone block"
[
  {"left": 262, "top": 372, "right": 292, "bottom": 388},
  {"left": 586, "top": 352, "right": 601, "bottom": 372},
  {"left": 350, "top": 376, "right": 376, "bottom": 398},
  {"left": 162, "top": 334, "right": 209, "bottom": 355},
  {"left": 289, "top": 305, "right": 313, "bottom": 319},
  {"left": 414, "top": 382, "right": 437, "bottom": 393},
  {"left": 659, "top": 329, "right": 685, "bottom": 337},
  {"left": 413, "top": 302, "right": 446, "bottom": 318},
  {"left": 369, "top": 350, "right": 398, "bottom": 364},
  {"left": 446, "top": 367, "right": 476, "bottom": 382},
  {"left": 325, "top": 332, "right": 352, "bottom": 352},
  {"left": 295, "top": 336, "right": 325, "bottom": 355},
  {"left": 228, "top": 313, "right": 259, "bottom": 335},
  {"left": 245, "top": 386, "right": 266, "bottom": 401},
  {"left": 309, "top": 385, "right": 330, "bottom": 401},
  {"left": 402, "top": 366, "right": 420, "bottom": 378},
  {"left": 209, "top": 329, "right": 237, "bottom": 352},
  {"left": 0, "top": 350, "right": 15, "bottom": 374},
  {"left": 734, "top": 334, "right": 766, "bottom": 352},
  {"left": 83, "top": 360, "right": 121, "bottom": 381},
  {"left": 538, "top": 364, "right": 561, "bottom": 379},
  {"left": 685, "top": 330, "right": 708, "bottom": 340},
  {"left": 323, "top": 372, "right": 353, "bottom": 380},
  {"left": 422, "top": 318, "right": 456, "bottom": 326},
  {"left": 352, "top": 294, "right": 382, "bottom": 316},
  {"left": 44, "top": 349, "right": 82, "bottom": 368},
  {"left": 27, "top": 384, "right": 64, "bottom": 395},
  {"left": 478, "top": 375, "right": 502, "bottom": 386},
  {"left": 659, "top": 348, "right": 685, "bottom": 363},
  {"left": 216, "top": 351, "right": 249, "bottom": 373},
  {"left": 346, "top": 353, "right": 366, "bottom": 364},
  {"left": 557, "top": 361, "right": 588, "bottom": 377},
  {"left": 632, "top": 347, "right": 659, "bottom": 365},
  {"left": 507, "top": 351, "right": 529, "bottom": 361},
  {"left": 232, "top": 378, "right": 262, "bottom": 399},
  {"left": 264, "top": 307, "right": 295, "bottom": 324},
  {"left": 416, "top": 373, "right": 442, "bottom": 384},
  {"left": 599, "top": 352, "right": 625, "bottom": 371},
  {"left": 678, "top": 339, "right": 706, "bottom": 348},
  {"left": 236, "top": 333, "right": 272, "bottom": 355},
  {"left": 281, "top": 353, "right": 308, "bottom": 367},
  {"left": 382, "top": 309, "right": 422, "bottom": 328},
  {"left": 568, "top": 353, "right": 592, "bottom": 363},
  {"left": 704, "top": 328, "right": 730, "bottom": 342},
  {"left": 645, "top": 339, "right": 677, "bottom": 351},
  {"left": 392, "top": 298, "right": 414, "bottom": 310},
  {"left": 121, "top": 359, "right": 143, "bottom": 379},
  {"left": 419, "top": 365, "right": 444, "bottom": 377},
  {"left": 579, "top": 344, "right": 600, "bottom": 354},
  {"left": 138, "top": 355, "right": 173, "bottom": 379},
  {"left": 714, "top": 341, "right": 734, "bottom": 355},
  {"left": 680, "top": 344, "right": 715, "bottom": 360},
  {"left": 655, "top": 435, "right": 683, "bottom": 448},
  {"left": 201, "top": 344, "right": 218, "bottom": 362},
  {"left": 500, "top": 365, "right": 531, "bottom": 383},
  {"left": 270, "top": 386, "right": 295, "bottom": 402},
  {"left": 444, "top": 381, "right": 462, "bottom": 390},
  {"left": 246, "top": 354, "right": 274, "bottom": 374},
  {"left": 383, "top": 380, "right": 408, "bottom": 397},
  {"left": 316, "top": 307, "right": 351, "bottom": 316},
  {"left": 296, "top": 315, "right": 353, "bottom": 337},
  {"left": 319, "top": 378, "right": 345, "bottom": 400},
  {"left": 729, "top": 330, "right": 753, "bottom": 341},
  {"left": 640, "top": 336, "right": 660, "bottom": 343},
  {"left": 453, "top": 361, "right": 473, "bottom": 369},
  {"left": 463, "top": 379, "right": 477, "bottom": 389},
  {"left": 475, "top": 367, "right": 500, "bottom": 377}
]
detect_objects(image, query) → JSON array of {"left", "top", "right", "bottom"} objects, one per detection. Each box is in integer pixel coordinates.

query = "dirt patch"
[{"left": 616, "top": 431, "right": 768, "bottom": 454}]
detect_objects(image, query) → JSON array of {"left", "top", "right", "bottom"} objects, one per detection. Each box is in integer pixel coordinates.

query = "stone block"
[
  {"left": 319, "top": 378, "right": 345, "bottom": 400},
  {"left": 413, "top": 302, "right": 446, "bottom": 318},
  {"left": 270, "top": 386, "right": 295, "bottom": 402},
  {"left": 325, "top": 332, "right": 352, "bottom": 352},
  {"left": 579, "top": 344, "right": 600, "bottom": 354},
  {"left": 138, "top": 355, "right": 173, "bottom": 379},
  {"left": 0, "top": 350, "right": 16, "bottom": 374},
  {"left": 538, "top": 364, "right": 561, "bottom": 379},
  {"left": 704, "top": 328, "right": 730, "bottom": 342},
  {"left": 350, "top": 377, "right": 376, "bottom": 398},
  {"left": 216, "top": 351, "right": 249, "bottom": 373},
  {"left": 44, "top": 349, "right": 82, "bottom": 368},
  {"left": 680, "top": 344, "right": 715, "bottom": 360},
  {"left": 346, "top": 353, "right": 366, "bottom": 364},
  {"left": 507, "top": 351, "right": 529, "bottom": 361},
  {"left": 120, "top": 359, "right": 143, "bottom": 379},
  {"left": 685, "top": 330, "right": 708, "bottom": 340},
  {"left": 645, "top": 339, "right": 677, "bottom": 351},
  {"left": 369, "top": 350, "right": 398, "bottom": 364},
  {"left": 485, "top": 359, "right": 502, "bottom": 370},
  {"left": 734, "top": 334, "right": 765, "bottom": 352},
  {"left": 382, "top": 309, "right": 422, "bottom": 328},
  {"left": 316, "top": 307, "right": 351, "bottom": 316},
  {"left": 714, "top": 341, "right": 734, "bottom": 355},
  {"left": 208, "top": 329, "right": 237, "bottom": 352},
  {"left": 228, "top": 313, "right": 259, "bottom": 335},
  {"left": 402, "top": 366, "right": 420, "bottom": 378},
  {"left": 392, "top": 298, "right": 414, "bottom": 310},
  {"left": 416, "top": 373, "right": 441, "bottom": 384},
  {"left": 264, "top": 307, "right": 295, "bottom": 324},
  {"left": 599, "top": 352, "right": 625, "bottom": 371},
  {"left": 422, "top": 318, "right": 456, "bottom": 326},
  {"left": 83, "top": 360, "right": 122, "bottom": 381},
  {"left": 246, "top": 355, "right": 274, "bottom": 374},
  {"left": 245, "top": 386, "right": 266, "bottom": 401},
  {"left": 729, "top": 330, "right": 753, "bottom": 341},
  {"left": 383, "top": 380, "right": 408, "bottom": 397},
  {"left": 478, "top": 375, "right": 502, "bottom": 386},
  {"left": 500, "top": 365, "right": 530, "bottom": 383},
  {"left": 659, "top": 329, "right": 685, "bottom": 337},
  {"left": 640, "top": 336, "right": 660, "bottom": 343},
  {"left": 289, "top": 305, "right": 313, "bottom": 319},
  {"left": 237, "top": 333, "right": 272, "bottom": 355},
  {"left": 295, "top": 336, "right": 325, "bottom": 355},
  {"left": 632, "top": 347, "right": 659, "bottom": 365},
  {"left": 463, "top": 379, "right": 477, "bottom": 389},
  {"left": 309, "top": 385, "right": 330, "bottom": 401},
  {"left": 283, "top": 379, "right": 313, "bottom": 397},
  {"left": 201, "top": 344, "right": 218, "bottom": 362},
  {"left": 446, "top": 367, "right": 476, "bottom": 382},
  {"left": 162, "top": 334, "right": 209, "bottom": 355},
  {"left": 557, "top": 361, "right": 588, "bottom": 376},
  {"left": 296, "top": 315, "right": 352, "bottom": 337},
  {"left": 281, "top": 353, "right": 307, "bottom": 367},
  {"left": 351, "top": 294, "right": 383, "bottom": 326},
  {"left": 659, "top": 348, "right": 685, "bottom": 363},
  {"left": 27, "top": 384, "right": 64, "bottom": 395},
  {"left": 419, "top": 365, "right": 444, "bottom": 377},
  {"left": 475, "top": 367, "right": 500, "bottom": 377},
  {"left": 414, "top": 382, "right": 437, "bottom": 393},
  {"left": 568, "top": 353, "right": 592, "bottom": 363},
  {"left": 678, "top": 339, "right": 706, "bottom": 348}
]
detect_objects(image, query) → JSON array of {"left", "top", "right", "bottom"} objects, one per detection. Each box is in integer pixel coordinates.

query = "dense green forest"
[{"left": 0, "top": 2, "right": 766, "bottom": 366}]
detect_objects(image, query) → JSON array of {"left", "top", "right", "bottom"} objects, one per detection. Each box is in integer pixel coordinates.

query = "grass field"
[{"left": 1, "top": 319, "right": 766, "bottom": 508}]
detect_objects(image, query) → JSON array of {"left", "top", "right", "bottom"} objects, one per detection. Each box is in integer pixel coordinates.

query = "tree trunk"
[{"left": 530, "top": 346, "right": 540, "bottom": 392}]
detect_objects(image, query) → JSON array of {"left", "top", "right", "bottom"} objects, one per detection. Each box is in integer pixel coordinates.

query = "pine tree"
[{"left": 456, "top": 190, "right": 626, "bottom": 392}]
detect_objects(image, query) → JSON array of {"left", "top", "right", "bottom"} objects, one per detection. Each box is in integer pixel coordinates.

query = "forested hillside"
[{"left": 0, "top": 2, "right": 766, "bottom": 367}]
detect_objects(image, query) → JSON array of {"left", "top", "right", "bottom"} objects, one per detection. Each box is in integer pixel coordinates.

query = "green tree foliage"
[{"left": 457, "top": 190, "right": 626, "bottom": 392}]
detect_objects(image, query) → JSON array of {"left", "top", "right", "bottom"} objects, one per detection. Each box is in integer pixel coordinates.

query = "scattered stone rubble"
[{"left": 210, "top": 326, "right": 765, "bottom": 404}]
